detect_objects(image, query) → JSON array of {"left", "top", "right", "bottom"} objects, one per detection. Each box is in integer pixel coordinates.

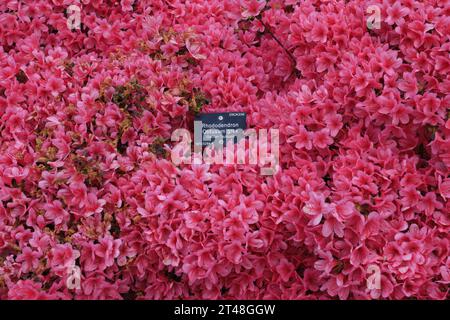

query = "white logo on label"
[
  {"left": 366, "top": 264, "right": 381, "bottom": 290},
  {"left": 67, "top": 5, "right": 81, "bottom": 30},
  {"left": 218, "top": 116, "right": 223, "bottom": 121},
  {"left": 171, "top": 126, "right": 280, "bottom": 175},
  {"left": 66, "top": 265, "right": 81, "bottom": 290},
  {"left": 366, "top": 5, "right": 381, "bottom": 30}
]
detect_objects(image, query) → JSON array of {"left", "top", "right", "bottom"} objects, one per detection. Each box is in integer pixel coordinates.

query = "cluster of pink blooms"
[{"left": 0, "top": 0, "right": 449, "bottom": 300}]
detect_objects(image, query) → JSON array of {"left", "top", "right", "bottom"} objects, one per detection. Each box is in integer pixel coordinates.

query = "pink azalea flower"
[
  {"left": 312, "top": 129, "right": 333, "bottom": 149},
  {"left": 310, "top": 22, "right": 328, "bottom": 43},
  {"left": 303, "top": 192, "right": 330, "bottom": 226},
  {"left": 276, "top": 259, "right": 295, "bottom": 282},
  {"left": 350, "top": 244, "right": 369, "bottom": 267},
  {"left": 223, "top": 242, "right": 243, "bottom": 264},
  {"left": 397, "top": 72, "right": 418, "bottom": 99},
  {"left": 50, "top": 244, "right": 80, "bottom": 272},
  {"left": 386, "top": 2, "right": 409, "bottom": 26},
  {"left": 95, "top": 236, "right": 122, "bottom": 270},
  {"left": 322, "top": 215, "right": 345, "bottom": 238},
  {"left": 44, "top": 200, "right": 69, "bottom": 225},
  {"left": 46, "top": 76, "right": 66, "bottom": 97},
  {"left": 83, "top": 193, "right": 106, "bottom": 216},
  {"left": 7, "top": 280, "right": 57, "bottom": 300},
  {"left": 417, "top": 192, "right": 443, "bottom": 216},
  {"left": 287, "top": 125, "right": 313, "bottom": 150},
  {"left": 16, "top": 247, "right": 42, "bottom": 273},
  {"left": 0, "top": 0, "right": 447, "bottom": 301},
  {"left": 241, "top": 0, "right": 266, "bottom": 19},
  {"left": 120, "top": 0, "right": 134, "bottom": 12}
]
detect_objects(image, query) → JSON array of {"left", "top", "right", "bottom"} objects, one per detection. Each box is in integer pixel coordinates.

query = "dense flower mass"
[{"left": 0, "top": 0, "right": 449, "bottom": 300}]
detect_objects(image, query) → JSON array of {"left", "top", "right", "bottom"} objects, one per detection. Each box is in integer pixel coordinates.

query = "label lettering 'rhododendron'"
[{"left": 0, "top": 0, "right": 449, "bottom": 300}]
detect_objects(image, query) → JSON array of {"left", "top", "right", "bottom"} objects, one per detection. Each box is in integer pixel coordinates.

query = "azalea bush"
[{"left": 0, "top": 0, "right": 449, "bottom": 300}]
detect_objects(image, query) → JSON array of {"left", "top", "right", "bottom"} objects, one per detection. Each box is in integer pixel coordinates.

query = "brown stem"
[{"left": 256, "top": 17, "right": 297, "bottom": 67}]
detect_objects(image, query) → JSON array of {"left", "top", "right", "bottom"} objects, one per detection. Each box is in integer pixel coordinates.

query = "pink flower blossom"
[
  {"left": 241, "top": 0, "right": 266, "bottom": 19},
  {"left": 16, "top": 247, "right": 42, "bottom": 273},
  {"left": 46, "top": 76, "right": 66, "bottom": 97},
  {"left": 44, "top": 200, "right": 69, "bottom": 225},
  {"left": 0, "top": 0, "right": 447, "bottom": 301}
]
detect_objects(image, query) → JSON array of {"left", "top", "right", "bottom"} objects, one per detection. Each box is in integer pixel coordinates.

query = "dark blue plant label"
[{"left": 194, "top": 112, "right": 247, "bottom": 147}]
